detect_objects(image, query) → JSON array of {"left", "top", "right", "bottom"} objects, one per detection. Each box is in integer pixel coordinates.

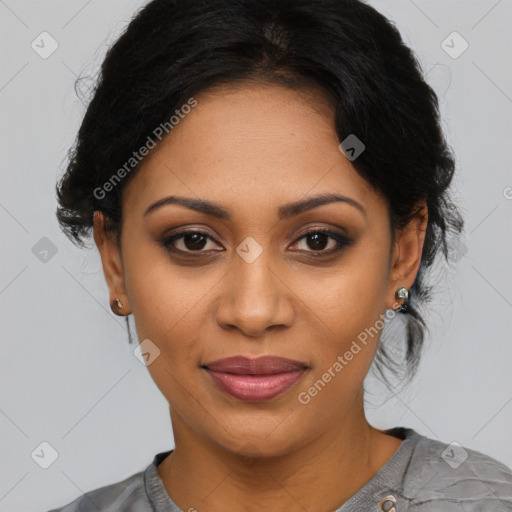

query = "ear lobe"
[
  {"left": 387, "top": 203, "right": 428, "bottom": 309},
  {"left": 93, "top": 211, "right": 130, "bottom": 314}
]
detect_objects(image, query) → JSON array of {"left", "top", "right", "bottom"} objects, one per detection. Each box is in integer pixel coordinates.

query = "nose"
[{"left": 214, "top": 248, "right": 294, "bottom": 338}]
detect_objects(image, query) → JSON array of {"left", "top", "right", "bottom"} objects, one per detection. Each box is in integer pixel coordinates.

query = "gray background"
[{"left": 1, "top": 1, "right": 511, "bottom": 510}]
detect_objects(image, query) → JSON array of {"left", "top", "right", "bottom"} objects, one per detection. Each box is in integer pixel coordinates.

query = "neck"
[{"left": 158, "top": 398, "right": 402, "bottom": 512}]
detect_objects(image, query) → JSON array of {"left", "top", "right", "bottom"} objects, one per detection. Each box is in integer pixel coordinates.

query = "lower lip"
[{"left": 204, "top": 368, "right": 306, "bottom": 402}]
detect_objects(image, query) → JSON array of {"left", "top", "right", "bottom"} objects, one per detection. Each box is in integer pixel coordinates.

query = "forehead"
[{"left": 122, "top": 83, "right": 381, "bottom": 221}]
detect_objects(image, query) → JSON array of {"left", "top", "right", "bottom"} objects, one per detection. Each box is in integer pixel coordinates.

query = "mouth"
[{"left": 201, "top": 355, "right": 309, "bottom": 402}]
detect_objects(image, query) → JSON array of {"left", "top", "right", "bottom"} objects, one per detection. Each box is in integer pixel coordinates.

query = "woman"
[{"left": 50, "top": 0, "right": 512, "bottom": 510}]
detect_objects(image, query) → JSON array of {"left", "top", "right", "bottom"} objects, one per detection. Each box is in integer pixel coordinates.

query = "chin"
[{"left": 212, "top": 424, "right": 306, "bottom": 460}]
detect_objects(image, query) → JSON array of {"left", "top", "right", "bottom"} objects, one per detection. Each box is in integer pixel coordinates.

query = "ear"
[
  {"left": 92, "top": 211, "right": 131, "bottom": 315},
  {"left": 386, "top": 202, "right": 428, "bottom": 310}
]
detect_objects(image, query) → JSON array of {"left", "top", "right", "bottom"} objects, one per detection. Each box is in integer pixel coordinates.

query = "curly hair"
[{"left": 55, "top": 0, "right": 464, "bottom": 384}]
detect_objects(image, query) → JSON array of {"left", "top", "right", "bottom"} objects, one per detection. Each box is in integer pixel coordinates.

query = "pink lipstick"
[{"left": 202, "top": 355, "right": 308, "bottom": 402}]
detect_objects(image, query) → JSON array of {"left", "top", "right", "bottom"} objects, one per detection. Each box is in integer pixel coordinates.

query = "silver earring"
[
  {"left": 395, "top": 287, "right": 409, "bottom": 313},
  {"left": 115, "top": 298, "right": 124, "bottom": 309}
]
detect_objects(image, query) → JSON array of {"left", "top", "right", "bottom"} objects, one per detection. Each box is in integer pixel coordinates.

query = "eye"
[
  {"left": 160, "top": 228, "right": 353, "bottom": 257},
  {"left": 161, "top": 230, "right": 223, "bottom": 255},
  {"left": 289, "top": 229, "right": 353, "bottom": 255}
]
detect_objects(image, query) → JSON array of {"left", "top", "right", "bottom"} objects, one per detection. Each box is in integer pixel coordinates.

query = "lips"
[
  {"left": 202, "top": 356, "right": 308, "bottom": 402},
  {"left": 204, "top": 355, "right": 307, "bottom": 374}
]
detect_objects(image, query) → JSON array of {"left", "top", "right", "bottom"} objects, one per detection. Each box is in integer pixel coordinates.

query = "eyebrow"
[{"left": 143, "top": 192, "right": 366, "bottom": 220}]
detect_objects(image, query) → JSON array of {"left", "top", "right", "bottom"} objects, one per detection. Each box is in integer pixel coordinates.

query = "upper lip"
[{"left": 202, "top": 356, "right": 308, "bottom": 375}]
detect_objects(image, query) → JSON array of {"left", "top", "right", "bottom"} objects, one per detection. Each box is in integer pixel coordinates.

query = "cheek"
[
  {"left": 121, "top": 248, "right": 213, "bottom": 389},
  {"left": 298, "top": 240, "right": 391, "bottom": 381},
  {"left": 128, "top": 274, "right": 212, "bottom": 360},
  {"left": 306, "top": 241, "right": 390, "bottom": 332},
  {"left": 125, "top": 260, "right": 212, "bottom": 407},
  {"left": 122, "top": 235, "right": 204, "bottom": 331},
  {"left": 295, "top": 283, "right": 389, "bottom": 421}
]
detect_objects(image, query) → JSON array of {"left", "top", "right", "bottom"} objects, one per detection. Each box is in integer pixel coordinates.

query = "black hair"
[{"left": 56, "top": 0, "right": 464, "bottom": 384}]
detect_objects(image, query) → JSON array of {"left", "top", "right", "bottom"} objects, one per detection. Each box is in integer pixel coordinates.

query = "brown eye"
[
  {"left": 304, "top": 232, "right": 330, "bottom": 251},
  {"left": 161, "top": 230, "right": 222, "bottom": 254},
  {"left": 180, "top": 232, "right": 208, "bottom": 251},
  {"left": 291, "top": 229, "right": 353, "bottom": 255}
]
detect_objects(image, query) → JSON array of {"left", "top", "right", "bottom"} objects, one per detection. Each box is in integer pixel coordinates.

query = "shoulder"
[
  {"left": 402, "top": 433, "right": 512, "bottom": 511},
  {"left": 46, "top": 470, "right": 150, "bottom": 512}
]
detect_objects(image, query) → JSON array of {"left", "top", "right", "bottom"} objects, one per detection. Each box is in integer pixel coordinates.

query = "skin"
[{"left": 93, "top": 82, "right": 427, "bottom": 512}]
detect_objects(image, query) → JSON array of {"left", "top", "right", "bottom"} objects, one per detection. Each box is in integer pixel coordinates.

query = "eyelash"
[{"left": 160, "top": 228, "right": 353, "bottom": 258}]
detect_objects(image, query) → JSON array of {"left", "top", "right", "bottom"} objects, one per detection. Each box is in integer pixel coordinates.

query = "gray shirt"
[{"left": 47, "top": 427, "right": 512, "bottom": 511}]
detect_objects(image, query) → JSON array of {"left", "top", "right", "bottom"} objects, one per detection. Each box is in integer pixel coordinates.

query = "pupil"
[
  {"left": 185, "top": 233, "right": 207, "bottom": 250},
  {"left": 308, "top": 232, "right": 328, "bottom": 250}
]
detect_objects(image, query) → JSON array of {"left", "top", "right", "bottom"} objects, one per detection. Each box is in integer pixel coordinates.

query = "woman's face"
[{"left": 95, "top": 83, "right": 422, "bottom": 457}]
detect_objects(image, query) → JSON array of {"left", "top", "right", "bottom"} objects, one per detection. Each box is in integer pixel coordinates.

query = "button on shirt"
[{"left": 47, "top": 427, "right": 512, "bottom": 511}]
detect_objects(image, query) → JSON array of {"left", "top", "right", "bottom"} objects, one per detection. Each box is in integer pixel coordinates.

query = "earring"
[
  {"left": 395, "top": 287, "right": 409, "bottom": 313},
  {"left": 115, "top": 298, "right": 124, "bottom": 309}
]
